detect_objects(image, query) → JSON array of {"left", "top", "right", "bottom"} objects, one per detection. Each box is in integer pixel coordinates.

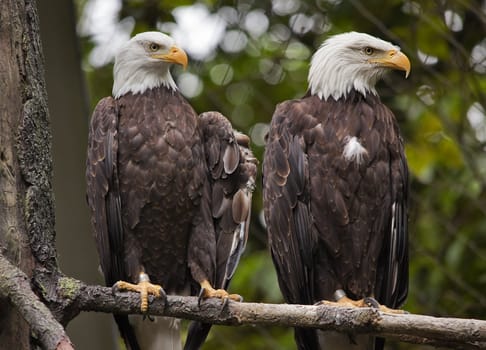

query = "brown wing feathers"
[
  {"left": 86, "top": 97, "right": 141, "bottom": 350},
  {"left": 263, "top": 92, "right": 409, "bottom": 350},
  {"left": 184, "top": 112, "right": 257, "bottom": 350},
  {"left": 198, "top": 111, "right": 257, "bottom": 289},
  {"left": 263, "top": 102, "right": 319, "bottom": 350},
  {"left": 86, "top": 97, "right": 125, "bottom": 286}
]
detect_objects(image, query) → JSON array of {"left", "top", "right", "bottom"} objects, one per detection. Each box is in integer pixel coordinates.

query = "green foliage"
[{"left": 78, "top": 0, "right": 486, "bottom": 348}]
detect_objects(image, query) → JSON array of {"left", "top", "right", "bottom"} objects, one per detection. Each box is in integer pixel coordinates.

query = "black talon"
[
  {"left": 159, "top": 287, "right": 167, "bottom": 302},
  {"left": 219, "top": 293, "right": 242, "bottom": 313},
  {"left": 143, "top": 314, "right": 155, "bottom": 322},
  {"left": 197, "top": 287, "right": 206, "bottom": 307},
  {"left": 220, "top": 296, "right": 229, "bottom": 311},
  {"left": 111, "top": 282, "right": 120, "bottom": 294},
  {"left": 363, "top": 297, "right": 380, "bottom": 308},
  {"left": 159, "top": 287, "right": 167, "bottom": 313}
]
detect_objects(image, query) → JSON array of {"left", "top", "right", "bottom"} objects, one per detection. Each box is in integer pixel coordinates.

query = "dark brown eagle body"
[
  {"left": 88, "top": 86, "right": 204, "bottom": 293},
  {"left": 263, "top": 91, "right": 408, "bottom": 349},
  {"left": 87, "top": 86, "right": 256, "bottom": 350}
]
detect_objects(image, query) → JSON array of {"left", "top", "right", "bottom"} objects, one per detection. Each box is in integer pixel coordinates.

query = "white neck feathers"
[
  {"left": 112, "top": 44, "right": 177, "bottom": 99},
  {"left": 308, "top": 51, "right": 379, "bottom": 101},
  {"left": 112, "top": 61, "right": 177, "bottom": 98},
  {"left": 308, "top": 32, "right": 393, "bottom": 101}
]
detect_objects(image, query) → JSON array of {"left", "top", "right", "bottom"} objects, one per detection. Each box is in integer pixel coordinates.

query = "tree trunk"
[
  {"left": 36, "top": 0, "right": 117, "bottom": 347},
  {"left": 0, "top": 0, "right": 57, "bottom": 348}
]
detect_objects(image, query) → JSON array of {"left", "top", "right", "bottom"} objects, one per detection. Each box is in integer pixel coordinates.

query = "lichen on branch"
[{"left": 51, "top": 277, "right": 486, "bottom": 350}]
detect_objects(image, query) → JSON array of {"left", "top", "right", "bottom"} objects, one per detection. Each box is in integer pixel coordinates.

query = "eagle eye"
[
  {"left": 364, "top": 47, "right": 374, "bottom": 55},
  {"left": 149, "top": 43, "right": 160, "bottom": 52}
]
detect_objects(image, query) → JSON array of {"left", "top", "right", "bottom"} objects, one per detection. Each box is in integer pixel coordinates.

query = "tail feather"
[
  {"left": 295, "top": 327, "right": 319, "bottom": 350},
  {"left": 129, "top": 315, "right": 182, "bottom": 350},
  {"left": 184, "top": 321, "right": 212, "bottom": 350},
  {"left": 374, "top": 337, "right": 385, "bottom": 350},
  {"left": 114, "top": 315, "right": 140, "bottom": 350}
]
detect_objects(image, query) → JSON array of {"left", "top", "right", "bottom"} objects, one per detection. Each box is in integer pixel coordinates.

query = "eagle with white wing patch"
[
  {"left": 86, "top": 31, "right": 256, "bottom": 350},
  {"left": 263, "top": 32, "right": 410, "bottom": 350}
]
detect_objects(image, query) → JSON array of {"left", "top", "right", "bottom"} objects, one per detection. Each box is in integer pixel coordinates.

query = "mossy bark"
[{"left": 0, "top": 0, "right": 60, "bottom": 348}]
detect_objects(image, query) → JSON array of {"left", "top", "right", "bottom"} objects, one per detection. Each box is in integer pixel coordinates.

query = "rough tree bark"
[
  {"left": 0, "top": 1, "right": 485, "bottom": 350},
  {"left": 63, "top": 283, "right": 486, "bottom": 350},
  {"left": 0, "top": 0, "right": 72, "bottom": 349}
]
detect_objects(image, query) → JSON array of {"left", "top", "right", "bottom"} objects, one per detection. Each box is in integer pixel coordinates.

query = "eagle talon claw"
[
  {"left": 113, "top": 274, "right": 164, "bottom": 313},
  {"left": 197, "top": 287, "right": 206, "bottom": 307},
  {"left": 143, "top": 314, "right": 155, "bottom": 322},
  {"left": 315, "top": 291, "right": 381, "bottom": 309},
  {"left": 158, "top": 286, "right": 167, "bottom": 302},
  {"left": 363, "top": 297, "right": 380, "bottom": 309},
  {"left": 220, "top": 296, "right": 229, "bottom": 311},
  {"left": 317, "top": 292, "right": 407, "bottom": 314},
  {"left": 198, "top": 280, "right": 242, "bottom": 306}
]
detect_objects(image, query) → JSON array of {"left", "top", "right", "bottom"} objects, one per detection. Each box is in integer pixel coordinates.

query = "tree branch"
[
  {"left": 53, "top": 278, "right": 486, "bottom": 350},
  {"left": 0, "top": 254, "right": 74, "bottom": 350}
]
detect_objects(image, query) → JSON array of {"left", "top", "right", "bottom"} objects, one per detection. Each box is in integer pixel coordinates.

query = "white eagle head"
[
  {"left": 113, "top": 31, "right": 188, "bottom": 98},
  {"left": 308, "top": 31, "right": 410, "bottom": 101}
]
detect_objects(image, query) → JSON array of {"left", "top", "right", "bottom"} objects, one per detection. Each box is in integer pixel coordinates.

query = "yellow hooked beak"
[
  {"left": 369, "top": 49, "right": 411, "bottom": 78},
  {"left": 151, "top": 46, "right": 188, "bottom": 69}
]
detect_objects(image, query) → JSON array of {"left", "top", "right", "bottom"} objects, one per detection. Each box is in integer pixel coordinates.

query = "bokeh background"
[{"left": 36, "top": 0, "right": 486, "bottom": 349}]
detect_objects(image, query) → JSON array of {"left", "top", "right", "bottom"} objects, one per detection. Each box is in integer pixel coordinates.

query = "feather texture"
[
  {"left": 87, "top": 31, "right": 256, "bottom": 350},
  {"left": 184, "top": 112, "right": 257, "bottom": 350},
  {"left": 87, "top": 90, "right": 256, "bottom": 350},
  {"left": 264, "top": 32, "right": 409, "bottom": 350},
  {"left": 263, "top": 91, "right": 408, "bottom": 350}
]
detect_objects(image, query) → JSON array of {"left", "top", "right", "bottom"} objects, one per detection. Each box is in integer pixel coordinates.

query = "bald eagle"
[
  {"left": 86, "top": 31, "right": 257, "bottom": 350},
  {"left": 262, "top": 32, "right": 410, "bottom": 350}
]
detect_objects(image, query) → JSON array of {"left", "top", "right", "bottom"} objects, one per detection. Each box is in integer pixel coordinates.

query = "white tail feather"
[{"left": 129, "top": 315, "right": 182, "bottom": 350}]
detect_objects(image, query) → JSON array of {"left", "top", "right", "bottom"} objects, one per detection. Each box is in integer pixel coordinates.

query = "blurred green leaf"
[{"left": 77, "top": 0, "right": 486, "bottom": 348}]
